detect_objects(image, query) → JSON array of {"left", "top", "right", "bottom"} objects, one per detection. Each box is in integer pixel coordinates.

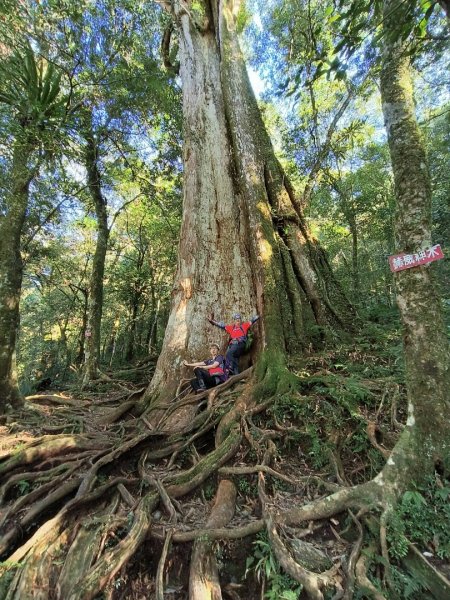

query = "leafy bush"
[
  {"left": 245, "top": 534, "right": 302, "bottom": 600},
  {"left": 391, "top": 478, "right": 450, "bottom": 560}
]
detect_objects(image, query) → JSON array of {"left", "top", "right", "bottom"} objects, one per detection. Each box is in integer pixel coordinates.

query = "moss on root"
[{"left": 253, "top": 349, "right": 299, "bottom": 401}]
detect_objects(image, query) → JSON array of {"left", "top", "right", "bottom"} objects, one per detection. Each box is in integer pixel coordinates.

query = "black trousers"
[
  {"left": 226, "top": 342, "right": 246, "bottom": 375},
  {"left": 191, "top": 368, "right": 220, "bottom": 392}
]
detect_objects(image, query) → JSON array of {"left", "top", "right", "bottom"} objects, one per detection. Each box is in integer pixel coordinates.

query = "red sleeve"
[
  {"left": 224, "top": 324, "right": 233, "bottom": 334},
  {"left": 242, "top": 322, "right": 251, "bottom": 334}
]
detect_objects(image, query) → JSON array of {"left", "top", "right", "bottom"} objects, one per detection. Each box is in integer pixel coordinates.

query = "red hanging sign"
[{"left": 389, "top": 244, "right": 444, "bottom": 273}]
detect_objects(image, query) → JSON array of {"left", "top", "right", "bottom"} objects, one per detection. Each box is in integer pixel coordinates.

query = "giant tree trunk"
[
  {"left": 378, "top": 0, "right": 450, "bottom": 484},
  {"left": 82, "top": 132, "right": 110, "bottom": 386},
  {"left": 0, "top": 142, "right": 34, "bottom": 412},
  {"left": 144, "top": 0, "right": 355, "bottom": 404}
]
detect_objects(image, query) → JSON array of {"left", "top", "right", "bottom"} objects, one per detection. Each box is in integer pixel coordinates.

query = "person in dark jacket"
[
  {"left": 183, "top": 343, "right": 227, "bottom": 393},
  {"left": 208, "top": 312, "right": 259, "bottom": 375}
]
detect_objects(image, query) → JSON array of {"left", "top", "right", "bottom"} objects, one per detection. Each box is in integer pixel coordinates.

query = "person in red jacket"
[
  {"left": 183, "top": 343, "right": 227, "bottom": 393},
  {"left": 208, "top": 312, "right": 259, "bottom": 375}
]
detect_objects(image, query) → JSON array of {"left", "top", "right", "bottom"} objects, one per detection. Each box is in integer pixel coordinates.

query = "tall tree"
[
  {"left": 1, "top": 3, "right": 449, "bottom": 600},
  {"left": 81, "top": 121, "right": 110, "bottom": 385},
  {"left": 379, "top": 0, "right": 450, "bottom": 478},
  {"left": 144, "top": 0, "right": 355, "bottom": 404},
  {"left": 273, "top": 2, "right": 450, "bottom": 595},
  {"left": 0, "top": 45, "right": 68, "bottom": 410}
]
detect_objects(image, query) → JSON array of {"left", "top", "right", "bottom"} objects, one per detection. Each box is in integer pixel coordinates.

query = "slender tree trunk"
[
  {"left": 147, "top": 298, "right": 160, "bottom": 355},
  {"left": 0, "top": 142, "right": 34, "bottom": 411},
  {"left": 125, "top": 298, "right": 139, "bottom": 362},
  {"left": 58, "top": 321, "right": 70, "bottom": 368},
  {"left": 82, "top": 131, "right": 110, "bottom": 386},
  {"left": 75, "top": 289, "right": 89, "bottom": 366},
  {"left": 145, "top": 274, "right": 159, "bottom": 354},
  {"left": 144, "top": 0, "right": 355, "bottom": 404},
  {"left": 348, "top": 215, "right": 359, "bottom": 300},
  {"left": 379, "top": 0, "right": 450, "bottom": 487},
  {"left": 106, "top": 314, "right": 120, "bottom": 367}
]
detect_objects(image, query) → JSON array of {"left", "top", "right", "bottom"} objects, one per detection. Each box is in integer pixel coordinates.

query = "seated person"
[
  {"left": 208, "top": 312, "right": 259, "bottom": 375},
  {"left": 183, "top": 343, "right": 227, "bottom": 393}
]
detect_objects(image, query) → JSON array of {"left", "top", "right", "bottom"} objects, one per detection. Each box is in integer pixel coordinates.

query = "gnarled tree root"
[
  {"left": 1, "top": 366, "right": 417, "bottom": 600},
  {"left": 355, "top": 543, "right": 387, "bottom": 600},
  {"left": 278, "top": 478, "right": 381, "bottom": 527},
  {"left": 266, "top": 515, "right": 338, "bottom": 600},
  {"left": 189, "top": 479, "right": 237, "bottom": 600},
  {"left": 1, "top": 421, "right": 243, "bottom": 600},
  {"left": 0, "top": 435, "right": 106, "bottom": 478},
  {"left": 57, "top": 496, "right": 121, "bottom": 599}
]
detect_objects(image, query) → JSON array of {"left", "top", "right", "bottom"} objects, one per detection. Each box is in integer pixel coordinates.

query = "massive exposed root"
[
  {"left": 0, "top": 366, "right": 445, "bottom": 600},
  {"left": 189, "top": 479, "right": 237, "bottom": 600}
]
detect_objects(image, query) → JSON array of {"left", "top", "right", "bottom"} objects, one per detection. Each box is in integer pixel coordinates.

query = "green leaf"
[
  {"left": 436, "top": 487, "right": 450, "bottom": 500},
  {"left": 403, "top": 491, "right": 427, "bottom": 507}
]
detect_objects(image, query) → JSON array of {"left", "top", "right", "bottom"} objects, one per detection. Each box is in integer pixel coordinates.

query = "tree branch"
[{"left": 302, "top": 78, "right": 366, "bottom": 208}]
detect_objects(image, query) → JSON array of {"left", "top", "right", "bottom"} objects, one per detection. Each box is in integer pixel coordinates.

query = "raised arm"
[{"left": 207, "top": 313, "right": 225, "bottom": 330}]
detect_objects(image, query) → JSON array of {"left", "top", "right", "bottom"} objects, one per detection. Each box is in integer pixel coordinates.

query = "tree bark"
[
  {"left": 147, "top": 299, "right": 160, "bottom": 354},
  {"left": 189, "top": 479, "right": 236, "bottom": 599},
  {"left": 143, "top": 0, "right": 355, "bottom": 404},
  {"left": 379, "top": 0, "right": 450, "bottom": 485},
  {"left": 125, "top": 299, "right": 139, "bottom": 362},
  {"left": 82, "top": 131, "right": 110, "bottom": 386},
  {"left": 75, "top": 287, "right": 89, "bottom": 366},
  {"left": 0, "top": 141, "right": 34, "bottom": 411},
  {"left": 125, "top": 251, "right": 145, "bottom": 362},
  {"left": 146, "top": 269, "right": 160, "bottom": 354}
]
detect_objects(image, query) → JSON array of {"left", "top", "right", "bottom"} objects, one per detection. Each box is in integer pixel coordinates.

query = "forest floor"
[{"left": 1, "top": 314, "right": 449, "bottom": 600}]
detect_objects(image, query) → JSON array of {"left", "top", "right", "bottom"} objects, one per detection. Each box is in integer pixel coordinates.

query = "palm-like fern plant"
[
  {"left": 0, "top": 42, "right": 68, "bottom": 130},
  {"left": 0, "top": 43, "right": 72, "bottom": 410}
]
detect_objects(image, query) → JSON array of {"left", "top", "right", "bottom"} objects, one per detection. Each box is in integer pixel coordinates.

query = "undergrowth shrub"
[
  {"left": 245, "top": 532, "right": 302, "bottom": 600},
  {"left": 388, "top": 476, "right": 450, "bottom": 560}
]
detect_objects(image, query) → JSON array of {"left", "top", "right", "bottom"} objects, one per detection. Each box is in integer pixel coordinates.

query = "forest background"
[
  {"left": 1, "top": 0, "right": 448, "bottom": 394},
  {"left": 0, "top": 0, "right": 449, "bottom": 599}
]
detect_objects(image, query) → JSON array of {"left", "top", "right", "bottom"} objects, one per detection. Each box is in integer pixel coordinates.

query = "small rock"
[
  {"left": 152, "top": 510, "right": 162, "bottom": 521},
  {"left": 289, "top": 539, "right": 333, "bottom": 572}
]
